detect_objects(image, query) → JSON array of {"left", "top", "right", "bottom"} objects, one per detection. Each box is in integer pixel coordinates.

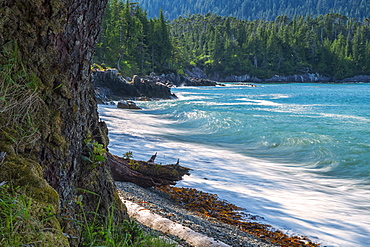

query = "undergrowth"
[
  {"left": 0, "top": 184, "right": 176, "bottom": 246},
  {"left": 75, "top": 189, "right": 177, "bottom": 247},
  {"left": 0, "top": 42, "right": 45, "bottom": 153},
  {"left": 0, "top": 183, "right": 66, "bottom": 246}
]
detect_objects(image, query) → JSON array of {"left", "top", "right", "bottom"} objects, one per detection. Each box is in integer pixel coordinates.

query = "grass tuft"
[
  {"left": 0, "top": 184, "right": 68, "bottom": 246},
  {"left": 74, "top": 190, "right": 177, "bottom": 247},
  {"left": 0, "top": 184, "right": 177, "bottom": 246},
  {"left": 0, "top": 42, "right": 45, "bottom": 153}
]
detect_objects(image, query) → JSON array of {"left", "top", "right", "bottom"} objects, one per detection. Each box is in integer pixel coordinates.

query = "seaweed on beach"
[{"left": 156, "top": 185, "right": 320, "bottom": 247}]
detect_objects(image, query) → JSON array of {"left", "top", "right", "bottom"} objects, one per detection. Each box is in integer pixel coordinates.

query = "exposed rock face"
[
  {"left": 133, "top": 75, "right": 177, "bottom": 99},
  {"left": 152, "top": 73, "right": 219, "bottom": 86},
  {"left": 92, "top": 69, "right": 176, "bottom": 101},
  {"left": 341, "top": 75, "right": 370, "bottom": 83},
  {"left": 252, "top": 74, "right": 370, "bottom": 83},
  {"left": 264, "top": 74, "right": 332, "bottom": 83},
  {"left": 212, "top": 72, "right": 331, "bottom": 83},
  {"left": 92, "top": 69, "right": 140, "bottom": 100},
  {"left": 222, "top": 74, "right": 260, "bottom": 82}
]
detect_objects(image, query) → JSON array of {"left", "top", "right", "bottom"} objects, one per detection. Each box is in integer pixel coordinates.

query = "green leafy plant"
[
  {"left": 123, "top": 151, "right": 134, "bottom": 160},
  {"left": 82, "top": 133, "right": 106, "bottom": 168},
  {"left": 0, "top": 185, "right": 65, "bottom": 246},
  {"left": 128, "top": 159, "right": 140, "bottom": 171}
]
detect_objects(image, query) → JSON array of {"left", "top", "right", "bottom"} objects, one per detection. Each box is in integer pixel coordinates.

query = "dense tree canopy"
[
  {"left": 94, "top": 0, "right": 173, "bottom": 75},
  {"left": 95, "top": 1, "right": 370, "bottom": 80},
  {"left": 170, "top": 13, "right": 370, "bottom": 79},
  {"left": 135, "top": 0, "right": 369, "bottom": 21}
]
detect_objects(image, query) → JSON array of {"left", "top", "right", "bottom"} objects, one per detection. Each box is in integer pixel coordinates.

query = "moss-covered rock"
[
  {"left": 0, "top": 157, "right": 69, "bottom": 246},
  {"left": 1, "top": 159, "right": 59, "bottom": 205}
]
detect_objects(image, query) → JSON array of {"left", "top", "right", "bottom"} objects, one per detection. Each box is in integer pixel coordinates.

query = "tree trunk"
[{"left": 0, "top": 0, "right": 127, "bottom": 245}]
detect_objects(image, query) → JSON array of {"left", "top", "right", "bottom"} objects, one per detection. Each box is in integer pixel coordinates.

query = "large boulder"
[
  {"left": 117, "top": 100, "right": 141, "bottom": 110},
  {"left": 186, "top": 77, "right": 218, "bottom": 86},
  {"left": 132, "top": 75, "right": 177, "bottom": 99}
]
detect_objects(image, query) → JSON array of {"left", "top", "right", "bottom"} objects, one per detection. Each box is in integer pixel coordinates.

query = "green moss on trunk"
[{"left": 1, "top": 0, "right": 127, "bottom": 245}]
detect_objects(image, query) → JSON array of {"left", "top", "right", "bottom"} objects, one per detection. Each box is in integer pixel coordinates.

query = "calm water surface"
[{"left": 99, "top": 83, "right": 370, "bottom": 247}]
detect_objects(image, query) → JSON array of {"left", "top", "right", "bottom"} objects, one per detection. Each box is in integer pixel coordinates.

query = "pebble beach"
[{"left": 116, "top": 181, "right": 278, "bottom": 247}]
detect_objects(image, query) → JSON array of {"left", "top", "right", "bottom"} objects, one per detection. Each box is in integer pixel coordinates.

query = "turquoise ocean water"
[{"left": 99, "top": 83, "right": 370, "bottom": 247}]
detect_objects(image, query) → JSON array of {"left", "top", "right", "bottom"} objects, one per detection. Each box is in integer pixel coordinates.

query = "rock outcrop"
[
  {"left": 185, "top": 67, "right": 209, "bottom": 79},
  {"left": 117, "top": 100, "right": 141, "bottom": 109},
  {"left": 149, "top": 72, "right": 219, "bottom": 87},
  {"left": 341, "top": 75, "right": 370, "bottom": 83},
  {"left": 132, "top": 74, "right": 177, "bottom": 98},
  {"left": 92, "top": 69, "right": 177, "bottom": 102}
]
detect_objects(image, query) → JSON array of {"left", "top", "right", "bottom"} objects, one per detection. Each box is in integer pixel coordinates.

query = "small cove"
[{"left": 99, "top": 83, "right": 370, "bottom": 247}]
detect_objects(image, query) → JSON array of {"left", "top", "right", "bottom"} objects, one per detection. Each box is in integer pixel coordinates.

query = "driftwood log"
[{"left": 107, "top": 152, "right": 191, "bottom": 188}]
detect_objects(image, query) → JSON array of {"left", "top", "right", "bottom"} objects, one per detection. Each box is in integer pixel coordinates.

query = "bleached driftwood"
[{"left": 121, "top": 198, "right": 231, "bottom": 247}]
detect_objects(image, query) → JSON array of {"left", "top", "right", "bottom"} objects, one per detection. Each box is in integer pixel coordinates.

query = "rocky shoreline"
[
  {"left": 94, "top": 69, "right": 327, "bottom": 246},
  {"left": 185, "top": 67, "right": 370, "bottom": 83},
  {"left": 116, "top": 181, "right": 278, "bottom": 247},
  {"left": 92, "top": 69, "right": 222, "bottom": 104},
  {"left": 215, "top": 73, "right": 370, "bottom": 83},
  {"left": 92, "top": 69, "right": 177, "bottom": 103},
  {"left": 92, "top": 68, "right": 369, "bottom": 105},
  {"left": 116, "top": 181, "right": 323, "bottom": 247}
]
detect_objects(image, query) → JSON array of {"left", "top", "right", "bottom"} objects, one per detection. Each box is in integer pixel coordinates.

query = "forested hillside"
[
  {"left": 170, "top": 14, "right": 370, "bottom": 79},
  {"left": 135, "top": 0, "right": 369, "bottom": 21},
  {"left": 95, "top": 0, "right": 370, "bottom": 80},
  {"left": 94, "top": 0, "right": 172, "bottom": 75}
]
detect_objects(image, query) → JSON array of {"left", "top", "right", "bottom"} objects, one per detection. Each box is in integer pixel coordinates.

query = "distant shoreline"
[{"left": 213, "top": 74, "right": 370, "bottom": 84}]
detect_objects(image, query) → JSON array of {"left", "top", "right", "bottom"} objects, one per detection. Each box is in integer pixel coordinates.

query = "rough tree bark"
[{"left": 0, "top": 0, "right": 126, "bottom": 245}]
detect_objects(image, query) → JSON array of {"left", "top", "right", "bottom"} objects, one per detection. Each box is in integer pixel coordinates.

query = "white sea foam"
[
  {"left": 318, "top": 113, "right": 370, "bottom": 123},
  {"left": 235, "top": 98, "right": 283, "bottom": 106},
  {"left": 99, "top": 105, "right": 370, "bottom": 247}
]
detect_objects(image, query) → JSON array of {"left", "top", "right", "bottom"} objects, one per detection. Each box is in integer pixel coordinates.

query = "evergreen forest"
[
  {"left": 94, "top": 0, "right": 172, "bottom": 75},
  {"left": 134, "top": 0, "right": 369, "bottom": 21},
  {"left": 94, "top": 0, "right": 370, "bottom": 80}
]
